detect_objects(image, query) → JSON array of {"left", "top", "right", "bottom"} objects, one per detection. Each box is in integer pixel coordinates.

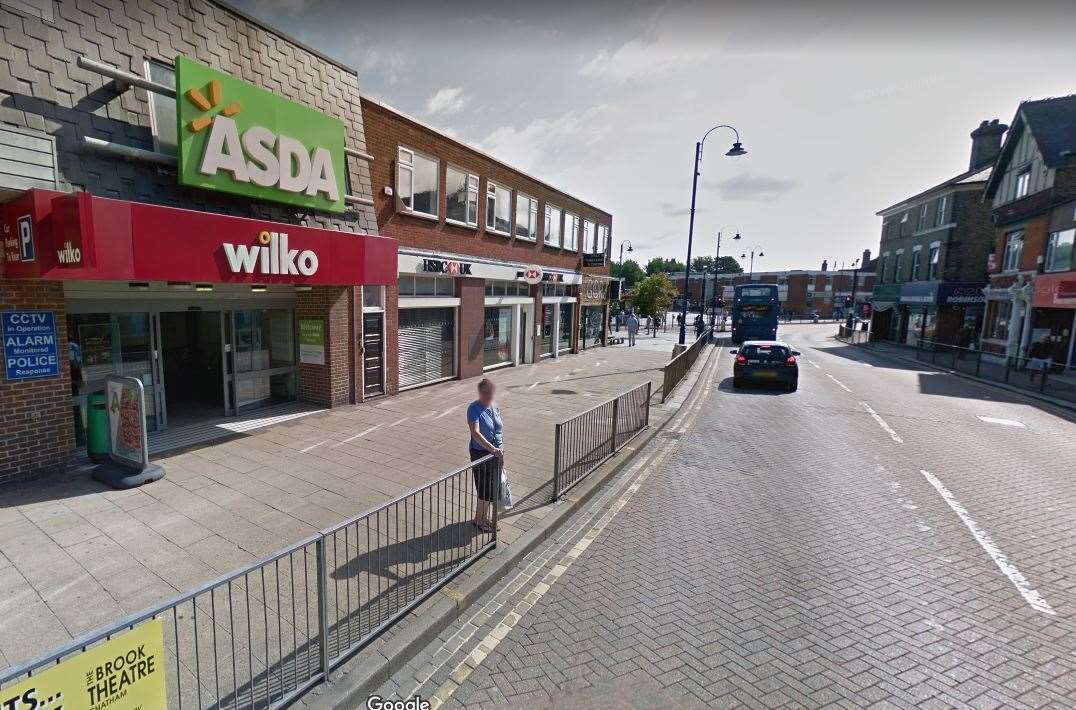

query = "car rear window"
[{"left": 741, "top": 345, "right": 789, "bottom": 361}]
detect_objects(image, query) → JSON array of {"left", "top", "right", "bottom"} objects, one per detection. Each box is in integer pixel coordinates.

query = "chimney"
[
  {"left": 821, "top": 259, "right": 828, "bottom": 272},
  {"left": 861, "top": 249, "right": 871, "bottom": 267},
  {"left": 969, "top": 119, "right": 1007, "bottom": 170}
]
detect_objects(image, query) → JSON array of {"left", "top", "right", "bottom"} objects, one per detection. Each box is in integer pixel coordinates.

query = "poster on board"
[
  {"left": 298, "top": 318, "right": 326, "bottom": 365},
  {"left": 107, "top": 376, "right": 149, "bottom": 471}
]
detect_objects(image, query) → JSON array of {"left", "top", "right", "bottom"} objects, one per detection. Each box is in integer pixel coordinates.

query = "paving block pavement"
[{"left": 0, "top": 334, "right": 682, "bottom": 672}]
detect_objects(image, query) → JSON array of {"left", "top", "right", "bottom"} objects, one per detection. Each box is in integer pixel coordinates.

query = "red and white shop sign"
[
  {"left": 1, "top": 189, "right": 397, "bottom": 286},
  {"left": 1032, "top": 272, "right": 1076, "bottom": 308}
]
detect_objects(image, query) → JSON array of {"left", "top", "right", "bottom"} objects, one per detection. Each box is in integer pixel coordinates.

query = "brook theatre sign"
[{"left": 176, "top": 56, "right": 347, "bottom": 214}]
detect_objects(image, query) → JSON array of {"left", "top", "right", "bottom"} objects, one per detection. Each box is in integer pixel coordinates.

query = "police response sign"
[
  {"left": 1, "top": 620, "right": 167, "bottom": 710},
  {"left": 175, "top": 56, "right": 347, "bottom": 214},
  {"left": 3, "top": 310, "right": 60, "bottom": 381}
]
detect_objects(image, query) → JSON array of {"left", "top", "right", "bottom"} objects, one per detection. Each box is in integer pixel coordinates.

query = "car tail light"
[
  {"left": 786, "top": 356, "right": 797, "bottom": 366},
  {"left": 736, "top": 354, "right": 747, "bottom": 364}
]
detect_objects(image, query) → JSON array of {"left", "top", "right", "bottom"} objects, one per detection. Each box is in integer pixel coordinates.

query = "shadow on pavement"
[{"left": 717, "top": 377, "right": 790, "bottom": 395}]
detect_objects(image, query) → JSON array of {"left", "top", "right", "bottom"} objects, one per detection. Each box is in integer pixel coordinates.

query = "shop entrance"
[{"left": 159, "top": 311, "right": 225, "bottom": 426}]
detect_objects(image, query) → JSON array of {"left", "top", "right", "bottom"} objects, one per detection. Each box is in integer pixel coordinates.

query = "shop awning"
[
  {"left": 2, "top": 189, "right": 397, "bottom": 286},
  {"left": 1032, "top": 272, "right": 1076, "bottom": 308}
]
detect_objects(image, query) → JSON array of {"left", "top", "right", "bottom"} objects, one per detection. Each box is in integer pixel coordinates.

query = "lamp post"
[
  {"left": 845, "top": 257, "right": 861, "bottom": 332},
  {"left": 739, "top": 245, "right": 765, "bottom": 278},
  {"left": 618, "top": 239, "right": 633, "bottom": 266},
  {"left": 615, "top": 240, "right": 633, "bottom": 333},
  {"left": 679, "top": 125, "right": 747, "bottom": 345},
  {"left": 709, "top": 231, "right": 739, "bottom": 326}
]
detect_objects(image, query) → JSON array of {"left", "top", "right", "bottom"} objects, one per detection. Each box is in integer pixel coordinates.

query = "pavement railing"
[
  {"left": 835, "top": 326, "right": 870, "bottom": 345},
  {"left": 0, "top": 455, "right": 496, "bottom": 710},
  {"left": 914, "top": 338, "right": 1076, "bottom": 404},
  {"left": 661, "top": 327, "right": 714, "bottom": 404},
  {"left": 552, "top": 381, "right": 652, "bottom": 501}
]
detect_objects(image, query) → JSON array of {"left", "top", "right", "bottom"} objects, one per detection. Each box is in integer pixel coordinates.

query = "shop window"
[
  {"left": 563, "top": 213, "right": 579, "bottom": 251},
  {"left": 145, "top": 60, "right": 177, "bottom": 155},
  {"left": 483, "top": 307, "right": 513, "bottom": 367},
  {"left": 515, "top": 193, "right": 538, "bottom": 241},
  {"left": 486, "top": 181, "right": 511, "bottom": 234},
  {"left": 927, "top": 246, "right": 940, "bottom": 280},
  {"left": 984, "top": 301, "right": 1012, "bottom": 341},
  {"left": 397, "top": 147, "right": 439, "bottom": 218},
  {"left": 446, "top": 166, "right": 479, "bottom": 226},
  {"left": 414, "top": 276, "right": 437, "bottom": 296},
  {"left": 544, "top": 204, "right": 562, "bottom": 246},
  {"left": 363, "top": 286, "right": 385, "bottom": 310},
  {"left": 1002, "top": 231, "right": 1023, "bottom": 272},
  {"left": 1045, "top": 229, "right": 1074, "bottom": 272}
]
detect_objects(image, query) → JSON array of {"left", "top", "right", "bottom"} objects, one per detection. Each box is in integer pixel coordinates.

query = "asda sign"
[{"left": 176, "top": 56, "right": 346, "bottom": 213}]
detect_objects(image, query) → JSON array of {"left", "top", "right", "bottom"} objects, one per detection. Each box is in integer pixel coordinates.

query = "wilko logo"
[
  {"left": 223, "top": 231, "right": 318, "bottom": 277},
  {"left": 55, "top": 240, "right": 82, "bottom": 265},
  {"left": 420, "top": 258, "right": 472, "bottom": 276}
]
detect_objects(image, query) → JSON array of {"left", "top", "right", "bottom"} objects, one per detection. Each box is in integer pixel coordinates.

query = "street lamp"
[
  {"left": 738, "top": 241, "right": 765, "bottom": 278},
  {"left": 709, "top": 230, "right": 739, "bottom": 326},
  {"left": 679, "top": 124, "right": 747, "bottom": 345},
  {"left": 618, "top": 239, "right": 634, "bottom": 266},
  {"left": 845, "top": 257, "right": 861, "bottom": 331}
]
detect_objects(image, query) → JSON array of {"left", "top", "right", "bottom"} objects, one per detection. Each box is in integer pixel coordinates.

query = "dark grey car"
[{"left": 731, "top": 340, "right": 800, "bottom": 391}]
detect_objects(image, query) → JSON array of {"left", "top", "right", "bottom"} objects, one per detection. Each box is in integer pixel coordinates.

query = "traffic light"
[{"left": 844, "top": 296, "right": 852, "bottom": 306}]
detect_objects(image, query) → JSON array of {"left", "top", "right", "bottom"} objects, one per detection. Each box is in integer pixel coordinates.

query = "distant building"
[
  {"left": 871, "top": 119, "right": 1005, "bottom": 347},
  {"left": 980, "top": 95, "right": 1076, "bottom": 367}
]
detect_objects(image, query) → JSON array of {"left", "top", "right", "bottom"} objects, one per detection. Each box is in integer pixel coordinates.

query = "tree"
[
  {"left": 691, "top": 255, "right": 714, "bottom": 273},
  {"left": 716, "top": 256, "right": 743, "bottom": 274},
  {"left": 611, "top": 259, "right": 645, "bottom": 290},
  {"left": 645, "top": 257, "right": 687, "bottom": 275},
  {"left": 631, "top": 273, "right": 678, "bottom": 317}
]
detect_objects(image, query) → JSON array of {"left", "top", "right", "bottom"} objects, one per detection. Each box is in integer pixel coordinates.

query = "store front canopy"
[
  {"left": 2, "top": 189, "right": 396, "bottom": 286},
  {"left": 1032, "top": 272, "right": 1076, "bottom": 309}
]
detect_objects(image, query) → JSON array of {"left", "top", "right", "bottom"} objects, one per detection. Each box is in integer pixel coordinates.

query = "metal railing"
[
  {"left": 552, "top": 382, "right": 652, "bottom": 500},
  {"left": 661, "top": 327, "right": 713, "bottom": 403},
  {"left": 0, "top": 456, "right": 496, "bottom": 710},
  {"left": 914, "top": 338, "right": 1076, "bottom": 404},
  {"left": 836, "top": 325, "right": 870, "bottom": 345}
]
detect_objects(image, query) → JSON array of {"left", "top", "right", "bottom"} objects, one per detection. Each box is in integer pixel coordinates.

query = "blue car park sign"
[{"left": 3, "top": 310, "right": 60, "bottom": 380}]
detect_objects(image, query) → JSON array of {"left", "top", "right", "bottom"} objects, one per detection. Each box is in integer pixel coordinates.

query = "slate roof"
[
  {"left": 876, "top": 163, "right": 992, "bottom": 217},
  {"left": 984, "top": 93, "right": 1076, "bottom": 197}
]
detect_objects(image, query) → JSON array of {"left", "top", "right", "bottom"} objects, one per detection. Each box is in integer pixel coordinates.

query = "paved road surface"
[{"left": 374, "top": 323, "right": 1076, "bottom": 709}]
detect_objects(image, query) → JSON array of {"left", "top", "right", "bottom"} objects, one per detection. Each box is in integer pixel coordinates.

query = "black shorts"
[{"left": 469, "top": 448, "right": 501, "bottom": 503}]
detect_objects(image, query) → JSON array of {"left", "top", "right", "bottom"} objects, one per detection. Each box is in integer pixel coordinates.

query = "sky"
[{"left": 237, "top": 0, "right": 1076, "bottom": 272}]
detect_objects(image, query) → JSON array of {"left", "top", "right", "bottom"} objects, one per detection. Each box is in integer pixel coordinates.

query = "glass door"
[
  {"left": 363, "top": 312, "right": 385, "bottom": 397},
  {"left": 231, "top": 308, "right": 297, "bottom": 411}
]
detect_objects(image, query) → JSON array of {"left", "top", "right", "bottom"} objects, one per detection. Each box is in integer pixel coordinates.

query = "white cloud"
[
  {"left": 703, "top": 173, "right": 799, "bottom": 203},
  {"left": 480, "top": 105, "right": 613, "bottom": 177},
  {"left": 424, "top": 87, "right": 470, "bottom": 116},
  {"left": 578, "top": 38, "right": 708, "bottom": 84}
]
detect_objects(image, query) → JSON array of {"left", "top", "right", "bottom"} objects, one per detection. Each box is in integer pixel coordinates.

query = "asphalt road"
[{"left": 372, "top": 324, "right": 1076, "bottom": 709}]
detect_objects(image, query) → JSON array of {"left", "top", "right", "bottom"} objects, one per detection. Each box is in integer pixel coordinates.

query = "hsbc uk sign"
[{"left": 420, "top": 258, "right": 473, "bottom": 276}]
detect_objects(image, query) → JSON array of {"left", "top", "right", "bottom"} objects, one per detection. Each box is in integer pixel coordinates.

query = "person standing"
[
  {"left": 626, "top": 310, "right": 640, "bottom": 346},
  {"left": 467, "top": 379, "right": 503, "bottom": 533}
]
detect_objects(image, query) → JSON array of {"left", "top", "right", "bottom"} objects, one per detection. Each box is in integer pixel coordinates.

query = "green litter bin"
[{"left": 87, "top": 392, "right": 109, "bottom": 462}]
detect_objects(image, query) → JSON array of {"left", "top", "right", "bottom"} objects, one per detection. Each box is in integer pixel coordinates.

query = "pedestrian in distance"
[
  {"left": 626, "top": 310, "right": 640, "bottom": 346},
  {"left": 694, "top": 313, "right": 704, "bottom": 339},
  {"left": 467, "top": 378, "right": 503, "bottom": 533},
  {"left": 645, "top": 314, "right": 653, "bottom": 335},
  {"left": 1027, "top": 337, "right": 1052, "bottom": 383}
]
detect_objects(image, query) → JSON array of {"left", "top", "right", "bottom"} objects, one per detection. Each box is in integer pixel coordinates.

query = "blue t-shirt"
[{"left": 467, "top": 401, "right": 503, "bottom": 451}]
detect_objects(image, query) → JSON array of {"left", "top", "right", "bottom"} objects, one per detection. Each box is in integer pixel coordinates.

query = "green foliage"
[
  {"left": 631, "top": 273, "right": 679, "bottom": 317},
  {"left": 645, "top": 257, "right": 687, "bottom": 275},
  {"left": 716, "top": 256, "right": 743, "bottom": 274},
  {"left": 611, "top": 259, "right": 645, "bottom": 290}
]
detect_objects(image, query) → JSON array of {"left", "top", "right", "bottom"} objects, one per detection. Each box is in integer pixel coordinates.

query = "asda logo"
[{"left": 176, "top": 56, "right": 347, "bottom": 214}]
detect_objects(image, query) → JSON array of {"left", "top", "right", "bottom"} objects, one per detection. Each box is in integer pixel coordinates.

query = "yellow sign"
[{"left": 1, "top": 620, "right": 167, "bottom": 710}]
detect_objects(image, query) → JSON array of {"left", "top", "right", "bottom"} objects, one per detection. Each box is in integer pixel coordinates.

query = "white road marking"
[
  {"left": 527, "top": 381, "right": 539, "bottom": 390},
  {"left": 920, "top": 469, "right": 1056, "bottom": 616},
  {"left": 976, "top": 416, "right": 1026, "bottom": 428},
  {"left": 389, "top": 417, "right": 408, "bottom": 427},
  {"left": 826, "top": 373, "right": 852, "bottom": 392},
  {"left": 299, "top": 439, "right": 330, "bottom": 453},
  {"left": 434, "top": 404, "right": 462, "bottom": 419},
  {"left": 859, "top": 401, "right": 903, "bottom": 443},
  {"left": 331, "top": 424, "right": 381, "bottom": 448}
]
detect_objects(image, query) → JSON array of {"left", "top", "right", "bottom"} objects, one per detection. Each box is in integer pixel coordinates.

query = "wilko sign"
[
  {"left": 224, "top": 231, "right": 319, "bottom": 277},
  {"left": 176, "top": 56, "right": 346, "bottom": 213},
  {"left": 56, "top": 239, "right": 81, "bottom": 265},
  {"left": 420, "top": 258, "right": 473, "bottom": 276}
]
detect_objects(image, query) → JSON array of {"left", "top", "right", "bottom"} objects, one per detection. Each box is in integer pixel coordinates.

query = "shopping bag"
[{"left": 499, "top": 468, "right": 514, "bottom": 510}]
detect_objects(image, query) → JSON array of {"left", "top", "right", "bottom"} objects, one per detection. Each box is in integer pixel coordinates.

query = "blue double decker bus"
[{"left": 731, "top": 284, "right": 780, "bottom": 344}]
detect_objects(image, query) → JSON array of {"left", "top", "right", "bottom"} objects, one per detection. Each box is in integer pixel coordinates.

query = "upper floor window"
[
  {"left": 879, "top": 256, "right": 888, "bottom": 282},
  {"left": 935, "top": 195, "right": 947, "bottom": 225},
  {"left": 544, "top": 205, "right": 562, "bottom": 246},
  {"left": 1046, "top": 229, "right": 1074, "bottom": 273},
  {"left": 583, "top": 220, "right": 596, "bottom": 253},
  {"left": 145, "top": 60, "right": 177, "bottom": 155},
  {"left": 597, "top": 224, "right": 609, "bottom": 256},
  {"left": 397, "top": 147, "right": 438, "bottom": 218},
  {"left": 1002, "top": 230, "right": 1024, "bottom": 272},
  {"left": 1015, "top": 168, "right": 1031, "bottom": 199},
  {"left": 894, "top": 252, "right": 904, "bottom": 281},
  {"left": 910, "top": 249, "right": 922, "bottom": 280},
  {"left": 918, "top": 204, "right": 928, "bottom": 231},
  {"left": 563, "top": 213, "right": 579, "bottom": 251},
  {"left": 446, "top": 166, "right": 478, "bottom": 227},
  {"left": 927, "top": 246, "right": 940, "bottom": 280},
  {"left": 515, "top": 193, "right": 538, "bottom": 241},
  {"left": 486, "top": 181, "right": 511, "bottom": 235}
]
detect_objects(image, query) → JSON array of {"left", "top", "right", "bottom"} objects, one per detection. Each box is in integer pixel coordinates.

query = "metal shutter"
[{"left": 398, "top": 308, "right": 455, "bottom": 389}]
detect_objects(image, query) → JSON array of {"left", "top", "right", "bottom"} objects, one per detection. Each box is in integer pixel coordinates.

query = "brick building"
[
  {"left": 360, "top": 98, "right": 613, "bottom": 395},
  {"left": 870, "top": 120, "right": 1005, "bottom": 347},
  {"left": 980, "top": 95, "right": 1076, "bottom": 367},
  {"left": 671, "top": 262, "right": 875, "bottom": 319}
]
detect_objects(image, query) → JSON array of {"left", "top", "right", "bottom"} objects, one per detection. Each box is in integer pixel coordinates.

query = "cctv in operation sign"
[{"left": 175, "top": 56, "right": 347, "bottom": 213}]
